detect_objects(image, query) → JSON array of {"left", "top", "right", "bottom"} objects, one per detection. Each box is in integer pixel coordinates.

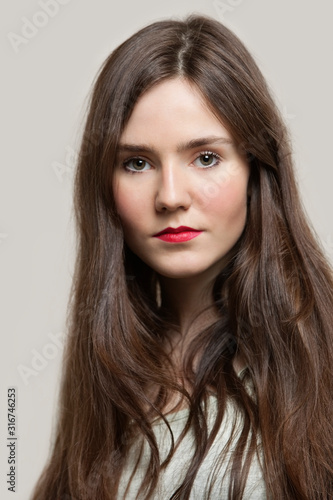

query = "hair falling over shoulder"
[{"left": 31, "top": 14, "right": 333, "bottom": 500}]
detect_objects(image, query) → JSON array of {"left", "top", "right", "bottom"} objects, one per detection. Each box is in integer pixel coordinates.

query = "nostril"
[{"left": 155, "top": 178, "right": 192, "bottom": 212}]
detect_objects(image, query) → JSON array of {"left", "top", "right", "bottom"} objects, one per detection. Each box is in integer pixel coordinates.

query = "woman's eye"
[
  {"left": 193, "top": 152, "right": 221, "bottom": 168},
  {"left": 123, "top": 158, "right": 151, "bottom": 172}
]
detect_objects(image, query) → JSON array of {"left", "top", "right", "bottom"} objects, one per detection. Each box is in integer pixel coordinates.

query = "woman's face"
[{"left": 113, "top": 78, "right": 250, "bottom": 280}]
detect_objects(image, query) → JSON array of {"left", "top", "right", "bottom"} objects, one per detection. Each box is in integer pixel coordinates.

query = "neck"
[
  {"left": 159, "top": 271, "right": 218, "bottom": 336},
  {"left": 156, "top": 266, "right": 245, "bottom": 407}
]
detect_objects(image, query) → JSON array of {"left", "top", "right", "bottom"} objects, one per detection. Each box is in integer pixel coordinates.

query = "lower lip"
[{"left": 154, "top": 231, "right": 202, "bottom": 243}]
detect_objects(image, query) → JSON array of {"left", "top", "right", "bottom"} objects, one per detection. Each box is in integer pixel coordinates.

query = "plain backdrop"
[{"left": 1, "top": 0, "right": 332, "bottom": 498}]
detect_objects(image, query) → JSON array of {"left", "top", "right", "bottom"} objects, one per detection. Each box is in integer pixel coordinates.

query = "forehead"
[{"left": 119, "top": 78, "right": 233, "bottom": 146}]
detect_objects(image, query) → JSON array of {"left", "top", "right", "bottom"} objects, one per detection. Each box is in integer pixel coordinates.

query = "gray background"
[{"left": 1, "top": 1, "right": 332, "bottom": 498}]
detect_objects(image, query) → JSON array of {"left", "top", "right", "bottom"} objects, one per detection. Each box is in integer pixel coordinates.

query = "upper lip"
[{"left": 153, "top": 226, "right": 200, "bottom": 236}]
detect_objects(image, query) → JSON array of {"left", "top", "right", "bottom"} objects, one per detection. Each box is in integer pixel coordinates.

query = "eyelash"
[
  {"left": 122, "top": 150, "right": 222, "bottom": 173},
  {"left": 194, "top": 151, "right": 222, "bottom": 169}
]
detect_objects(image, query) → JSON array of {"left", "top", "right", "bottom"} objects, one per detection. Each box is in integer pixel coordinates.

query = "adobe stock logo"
[
  {"left": 7, "top": 0, "right": 72, "bottom": 54},
  {"left": 17, "top": 331, "right": 65, "bottom": 386}
]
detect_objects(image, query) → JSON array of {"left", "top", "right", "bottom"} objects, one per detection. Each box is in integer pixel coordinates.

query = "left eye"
[
  {"left": 193, "top": 152, "right": 221, "bottom": 168},
  {"left": 123, "top": 158, "right": 151, "bottom": 172}
]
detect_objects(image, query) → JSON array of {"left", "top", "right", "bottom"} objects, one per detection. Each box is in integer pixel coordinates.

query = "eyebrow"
[{"left": 117, "top": 136, "right": 233, "bottom": 154}]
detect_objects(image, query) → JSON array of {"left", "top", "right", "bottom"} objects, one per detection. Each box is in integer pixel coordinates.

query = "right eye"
[{"left": 123, "top": 157, "right": 152, "bottom": 173}]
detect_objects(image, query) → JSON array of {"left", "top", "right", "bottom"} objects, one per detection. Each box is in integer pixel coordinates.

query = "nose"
[{"left": 154, "top": 162, "right": 192, "bottom": 212}]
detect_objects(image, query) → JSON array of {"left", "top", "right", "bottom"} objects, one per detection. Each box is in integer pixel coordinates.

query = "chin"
[
  {"left": 153, "top": 261, "right": 223, "bottom": 281},
  {"left": 158, "top": 270, "right": 200, "bottom": 279}
]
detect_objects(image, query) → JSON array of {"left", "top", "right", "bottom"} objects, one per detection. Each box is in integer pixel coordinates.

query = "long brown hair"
[{"left": 31, "top": 14, "right": 333, "bottom": 499}]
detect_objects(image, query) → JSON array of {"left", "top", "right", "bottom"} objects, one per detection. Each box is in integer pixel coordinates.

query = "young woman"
[{"left": 31, "top": 14, "right": 333, "bottom": 500}]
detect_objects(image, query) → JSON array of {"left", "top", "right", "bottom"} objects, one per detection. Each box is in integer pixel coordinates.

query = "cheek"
[
  {"left": 204, "top": 179, "right": 248, "bottom": 228},
  {"left": 194, "top": 160, "right": 249, "bottom": 212},
  {"left": 113, "top": 183, "right": 148, "bottom": 235}
]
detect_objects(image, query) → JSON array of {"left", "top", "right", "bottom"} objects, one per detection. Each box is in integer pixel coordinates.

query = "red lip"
[{"left": 153, "top": 226, "right": 202, "bottom": 243}]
